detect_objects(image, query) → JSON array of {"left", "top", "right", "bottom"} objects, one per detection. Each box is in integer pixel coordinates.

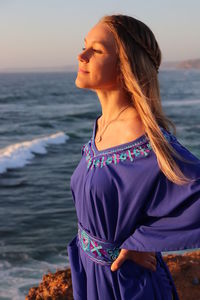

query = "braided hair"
[{"left": 100, "top": 15, "right": 160, "bottom": 73}]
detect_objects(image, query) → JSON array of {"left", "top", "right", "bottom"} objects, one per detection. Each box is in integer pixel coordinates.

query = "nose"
[{"left": 77, "top": 49, "right": 89, "bottom": 63}]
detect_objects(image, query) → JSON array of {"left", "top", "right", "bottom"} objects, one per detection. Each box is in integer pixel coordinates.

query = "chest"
[{"left": 95, "top": 119, "right": 145, "bottom": 152}]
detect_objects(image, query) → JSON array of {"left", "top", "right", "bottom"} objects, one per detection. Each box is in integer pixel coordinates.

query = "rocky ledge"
[{"left": 26, "top": 250, "right": 200, "bottom": 300}]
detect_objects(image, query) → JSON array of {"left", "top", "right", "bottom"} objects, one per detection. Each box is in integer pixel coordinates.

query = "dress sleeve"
[{"left": 119, "top": 134, "right": 200, "bottom": 252}]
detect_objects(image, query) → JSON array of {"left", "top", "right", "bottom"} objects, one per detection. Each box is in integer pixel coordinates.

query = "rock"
[
  {"left": 25, "top": 268, "right": 73, "bottom": 300},
  {"left": 162, "top": 250, "right": 200, "bottom": 300},
  {"left": 26, "top": 250, "right": 200, "bottom": 300}
]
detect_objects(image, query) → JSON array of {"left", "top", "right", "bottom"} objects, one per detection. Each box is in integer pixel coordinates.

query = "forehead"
[{"left": 84, "top": 22, "right": 116, "bottom": 50}]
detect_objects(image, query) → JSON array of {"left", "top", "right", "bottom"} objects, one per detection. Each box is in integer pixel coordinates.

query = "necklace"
[{"left": 96, "top": 105, "right": 132, "bottom": 143}]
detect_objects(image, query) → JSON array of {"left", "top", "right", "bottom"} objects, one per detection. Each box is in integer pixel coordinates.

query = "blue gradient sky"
[{"left": 0, "top": 0, "right": 199, "bottom": 69}]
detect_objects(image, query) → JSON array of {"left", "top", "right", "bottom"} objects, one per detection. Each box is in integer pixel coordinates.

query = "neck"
[{"left": 95, "top": 88, "right": 137, "bottom": 125}]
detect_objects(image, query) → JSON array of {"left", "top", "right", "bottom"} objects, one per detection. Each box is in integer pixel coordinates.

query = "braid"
[
  {"left": 107, "top": 15, "right": 160, "bottom": 73},
  {"left": 124, "top": 26, "right": 159, "bottom": 73}
]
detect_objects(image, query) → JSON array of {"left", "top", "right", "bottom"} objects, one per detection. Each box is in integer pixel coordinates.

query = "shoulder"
[{"left": 118, "top": 117, "right": 146, "bottom": 144}]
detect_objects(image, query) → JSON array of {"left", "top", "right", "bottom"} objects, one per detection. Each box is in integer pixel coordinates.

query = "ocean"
[{"left": 0, "top": 70, "right": 200, "bottom": 299}]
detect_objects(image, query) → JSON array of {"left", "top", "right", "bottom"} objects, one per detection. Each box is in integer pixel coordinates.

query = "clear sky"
[{"left": 0, "top": 0, "right": 199, "bottom": 70}]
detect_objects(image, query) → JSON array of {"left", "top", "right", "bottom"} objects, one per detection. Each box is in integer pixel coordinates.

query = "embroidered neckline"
[
  {"left": 83, "top": 140, "right": 152, "bottom": 169},
  {"left": 81, "top": 115, "right": 175, "bottom": 170}
]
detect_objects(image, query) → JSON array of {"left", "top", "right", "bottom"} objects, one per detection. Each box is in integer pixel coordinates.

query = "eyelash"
[{"left": 82, "top": 47, "right": 102, "bottom": 53}]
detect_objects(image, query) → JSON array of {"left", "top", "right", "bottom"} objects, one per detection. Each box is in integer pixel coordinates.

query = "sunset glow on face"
[{"left": 75, "top": 22, "right": 119, "bottom": 91}]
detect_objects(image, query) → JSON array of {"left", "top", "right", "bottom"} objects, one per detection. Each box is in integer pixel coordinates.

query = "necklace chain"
[{"left": 96, "top": 105, "right": 132, "bottom": 143}]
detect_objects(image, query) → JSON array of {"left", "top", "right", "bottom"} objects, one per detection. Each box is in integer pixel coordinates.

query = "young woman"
[{"left": 67, "top": 14, "right": 200, "bottom": 300}]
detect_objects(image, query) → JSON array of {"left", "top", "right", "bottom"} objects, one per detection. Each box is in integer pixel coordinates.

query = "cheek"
[{"left": 92, "top": 57, "right": 118, "bottom": 82}]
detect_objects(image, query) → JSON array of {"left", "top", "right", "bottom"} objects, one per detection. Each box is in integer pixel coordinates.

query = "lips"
[{"left": 78, "top": 68, "right": 89, "bottom": 73}]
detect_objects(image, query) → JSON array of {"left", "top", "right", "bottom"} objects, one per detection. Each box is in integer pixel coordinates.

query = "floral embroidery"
[
  {"left": 81, "top": 140, "right": 152, "bottom": 169},
  {"left": 81, "top": 129, "right": 173, "bottom": 170},
  {"left": 78, "top": 226, "right": 121, "bottom": 265}
]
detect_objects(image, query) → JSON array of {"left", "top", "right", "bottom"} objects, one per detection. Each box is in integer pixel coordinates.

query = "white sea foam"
[
  {"left": 0, "top": 255, "right": 69, "bottom": 300},
  {"left": 0, "top": 132, "right": 69, "bottom": 174}
]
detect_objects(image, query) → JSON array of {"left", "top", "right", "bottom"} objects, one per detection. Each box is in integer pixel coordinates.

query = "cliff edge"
[{"left": 26, "top": 250, "right": 200, "bottom": 300}]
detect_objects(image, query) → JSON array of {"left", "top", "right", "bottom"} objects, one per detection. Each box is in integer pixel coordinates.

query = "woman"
[{"left": 67, "top": 14, "right": 200, "bottom": 300}]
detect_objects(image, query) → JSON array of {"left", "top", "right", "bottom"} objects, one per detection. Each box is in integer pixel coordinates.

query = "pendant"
[{"left": 96, "top": 135, "right": 102, "bottom": 143}]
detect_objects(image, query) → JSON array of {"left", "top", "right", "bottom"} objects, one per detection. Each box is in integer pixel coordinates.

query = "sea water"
[{"left": 0, "top": 70, "right": 200, "bottom": 299}]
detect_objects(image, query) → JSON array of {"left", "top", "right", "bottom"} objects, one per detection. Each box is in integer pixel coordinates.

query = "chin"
[
  {"left": 75, "top": 79, "right": 88, "bottom": 89},
  {"left": 75, "top": 77, "right": 93, "bottom": 89}
]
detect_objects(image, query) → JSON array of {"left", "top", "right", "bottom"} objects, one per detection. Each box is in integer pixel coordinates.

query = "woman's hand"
[{"left": 111, "top": 249, "right": 157, "bottom": 272}]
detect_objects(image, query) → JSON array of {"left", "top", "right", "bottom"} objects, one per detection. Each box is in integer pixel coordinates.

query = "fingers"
[
  {"left": 136, "top": 253, "right": 157, "bottom": 272},
  {"left": 145, "top": 254, "right": 157, "bottom": 272},
  {"left": 111, "top": 249, "right": 128, "bottom": 272},
  {"left": 148, "top": 254, "right": 157, "bottom": 264},
  {"left": 111, "top": 257, "right": 125, "bottom": 272},
  {"left": 145, "top": 260, "right": 157, "bottom": 272},
  {"left": 131, "top": 251, "right": 157, "bottom": 264}
]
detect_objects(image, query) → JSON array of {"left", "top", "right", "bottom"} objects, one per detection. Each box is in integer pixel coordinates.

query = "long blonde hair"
[{"left": 100, "top": 14, "right": 196, "bottom": 185}]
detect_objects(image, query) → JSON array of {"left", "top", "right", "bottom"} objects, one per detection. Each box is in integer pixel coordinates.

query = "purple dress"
[{"left": 67, "top": 114, "right": 200, "bottom": 300}]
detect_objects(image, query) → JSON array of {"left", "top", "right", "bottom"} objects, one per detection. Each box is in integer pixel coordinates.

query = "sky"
[{"left": 0, "top": 0, "right": 199, "bottom": 70}]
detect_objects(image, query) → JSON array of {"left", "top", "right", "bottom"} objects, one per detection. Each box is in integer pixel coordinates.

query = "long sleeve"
[{"left": 119, "top": 136, "right": 200, "bottom": 252}]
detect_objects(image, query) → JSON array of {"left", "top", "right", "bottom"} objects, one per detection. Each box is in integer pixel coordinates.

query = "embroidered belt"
[{"left": 78, "top": 222, "right": 121, "bottom": 266}]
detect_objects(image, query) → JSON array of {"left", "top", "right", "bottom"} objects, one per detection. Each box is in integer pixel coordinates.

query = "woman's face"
[{"left": 75, "top": 22, "right": 119, "bottom": 91}]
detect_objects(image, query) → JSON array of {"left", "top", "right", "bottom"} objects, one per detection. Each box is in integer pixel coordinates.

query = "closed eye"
[{"left": 82, "top": 47, "right": 102, "bottom": 53}]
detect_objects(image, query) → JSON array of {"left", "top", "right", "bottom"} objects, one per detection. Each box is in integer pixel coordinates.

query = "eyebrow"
[{"left": 84, "top": 37, "right": 107, "bottom": 47}]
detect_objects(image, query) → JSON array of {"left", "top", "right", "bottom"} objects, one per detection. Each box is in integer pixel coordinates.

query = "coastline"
[{"left": 25, "top": 250, "right": 200, "bottom": 300}]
